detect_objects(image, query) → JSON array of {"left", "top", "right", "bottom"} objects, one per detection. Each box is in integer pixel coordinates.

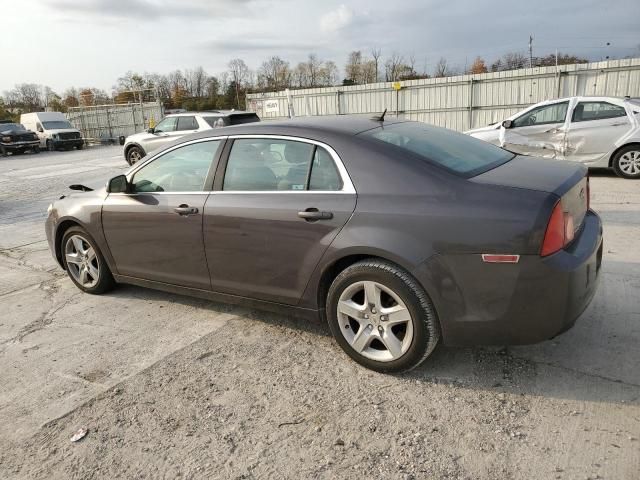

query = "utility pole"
[{"left": 529, "top": 35, "right": 534, "bottom": 68}]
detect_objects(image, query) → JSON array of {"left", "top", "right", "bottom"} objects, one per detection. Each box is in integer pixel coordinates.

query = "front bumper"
[
  {"left": 414, "top": 210, "right": 603, "bottom": 346},
  {"left": 1, "top": 140, "right": 40, "bottom": 151},
  {"left": 52, "top": 139, "right": 83, "bottom": 148}
]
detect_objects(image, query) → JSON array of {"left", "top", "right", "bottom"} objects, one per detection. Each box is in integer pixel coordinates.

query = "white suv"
[{"left": 123, "top": 111, "right": 259, "bottom": 165}]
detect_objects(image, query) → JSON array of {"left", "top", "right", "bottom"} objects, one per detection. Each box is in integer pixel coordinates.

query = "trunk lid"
[{"left": 470, "top": 155, "right": 586, "bottom": 197}]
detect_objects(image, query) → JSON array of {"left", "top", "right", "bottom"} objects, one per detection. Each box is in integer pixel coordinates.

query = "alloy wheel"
[
  {"left": 337, "top": 280, "right": 414, "bottom": 362},
  {"left": 618, "top": 150, "right": 640, "bottom": 176},
  {"left": 129, "top": 149, "right": 142, "bottom": 164},
  {"left": 64, "top": 235, "right": 100, "bottom": 288}
]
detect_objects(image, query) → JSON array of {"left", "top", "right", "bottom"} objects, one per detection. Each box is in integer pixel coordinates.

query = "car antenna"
[{"left": 371, "top": 109, "right": 387, "bottom": 122}]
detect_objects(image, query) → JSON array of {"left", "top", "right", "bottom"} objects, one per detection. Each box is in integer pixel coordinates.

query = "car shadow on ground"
[{"left": 108, "top": 280, "right": 639, "bottom": 406}]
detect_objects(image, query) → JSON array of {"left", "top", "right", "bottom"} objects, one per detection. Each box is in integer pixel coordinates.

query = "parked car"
[
  {"left": 0, "top": 123, "right": 40, "bottom": 156},
  {"left": 123, "top": 110, "right": 260, "bottom": 165},
  {"left": 20, "top": 112, "right": 84, "bottom": 151},
  {"left": 46, "top": 116, "right": 602, "bottom": 373},
  {"left": 466, "top": 96, "right": 640, "bottom": 179}
]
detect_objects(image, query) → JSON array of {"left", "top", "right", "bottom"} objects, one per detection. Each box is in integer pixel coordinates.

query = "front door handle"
[
  {"left": 174, "top": 204, "right": 199, "bottom": 216},
  {"left": 298, "top": 208, "right": 333, "bottom": 221}
]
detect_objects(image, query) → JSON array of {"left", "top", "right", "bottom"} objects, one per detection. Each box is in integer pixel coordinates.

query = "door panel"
[
  {"left": 103, "top": 193, "right": 211, "bottom": 289},
  {"left": 501, "top": 101, "right": 569, "bottom": 159},
  {"left": 565, "top": 102, "right": 632, "bottom": 165},
  {"left": 203, "top": 192, "right": 356, "bottom": 305}
]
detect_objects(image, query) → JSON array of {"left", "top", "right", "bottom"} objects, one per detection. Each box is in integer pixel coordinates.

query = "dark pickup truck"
[{"left": 0, "top": 123, "right": 40, "bottom": 156}]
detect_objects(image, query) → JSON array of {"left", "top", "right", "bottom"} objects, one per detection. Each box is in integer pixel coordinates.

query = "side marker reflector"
[{"left": 482, "top": 254, "right": 520, "bottom": 264}]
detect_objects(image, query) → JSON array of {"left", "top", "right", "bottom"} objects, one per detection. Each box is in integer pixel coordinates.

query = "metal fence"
[
  {"left": 66, "top": 102, "right": 164, "bottom": 143},
  {"left": 246, "top": 58, "right": 640, "bottom": 132}
]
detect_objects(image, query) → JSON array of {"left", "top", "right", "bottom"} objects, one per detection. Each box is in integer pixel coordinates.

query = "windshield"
[
  {"left": 361, "top": 122, "right": 514, "bottom": 177},
  {"left": 42, "top": 120, "right": 73, "bottom": 130},
  {"left": 0, "top": 123, "right": 25, "bottom": 131}
]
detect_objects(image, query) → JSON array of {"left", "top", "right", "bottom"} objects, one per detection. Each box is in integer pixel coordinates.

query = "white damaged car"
[{"left": 466, "top": 97, "right": 640, "bottom": 179}]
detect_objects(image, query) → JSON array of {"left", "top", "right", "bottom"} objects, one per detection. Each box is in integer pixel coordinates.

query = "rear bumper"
[{"left": 413, "top": 210, "right": 603, "bottom": 346}]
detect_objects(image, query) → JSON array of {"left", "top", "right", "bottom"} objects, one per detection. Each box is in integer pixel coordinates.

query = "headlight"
[{"left": 1, "top": 136, "right": 11, "bottom": 142}]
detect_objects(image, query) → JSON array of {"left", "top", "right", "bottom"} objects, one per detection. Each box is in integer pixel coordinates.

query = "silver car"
[
  {"left": 123, "top": 110, "right": 259, "bottom": 165},
  {"left": 466, "top": 96, "right": 640, "bottom": 179}
]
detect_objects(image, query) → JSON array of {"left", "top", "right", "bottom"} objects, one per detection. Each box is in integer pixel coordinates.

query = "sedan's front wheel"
[
  {"left": 327, "top": 259, "right": 440, "bottom": 373},
  {"left": 62, "top": 226, "right": 115, "bottom": 294}
]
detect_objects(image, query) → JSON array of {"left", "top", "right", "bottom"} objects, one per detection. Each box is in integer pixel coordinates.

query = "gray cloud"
[{"left": 45, "top": 0, "right": 254, "bottom": 20}]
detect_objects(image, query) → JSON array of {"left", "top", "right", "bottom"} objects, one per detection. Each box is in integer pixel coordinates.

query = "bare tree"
[
  {"left": 371, "top": 48, "right": 382, "bottom": 83},
  {"left": 4, "top": 84, "right": 43, "bottom": 111},
  {"left": 258, "top": 56, "right": 291, "bottom": 91},
  {"left": 228, "top": 59, "right": 249, "bottom": 106},
  {"left": 434, "top": 57, "right": 449, "bottom": 77},
  {"left": 345, "top": 51, "right": 363, "bottom": 83},
  {"left": 385, "top": 53, "right": 405, "bottom": 81}
]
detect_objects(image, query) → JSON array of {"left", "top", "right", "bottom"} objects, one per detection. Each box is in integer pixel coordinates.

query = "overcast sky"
[{"left": 3, "top": 0, "right": 639, "bottom": 94}]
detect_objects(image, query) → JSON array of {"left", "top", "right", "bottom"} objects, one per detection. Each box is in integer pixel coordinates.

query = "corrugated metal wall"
[
  {"left": 246, "top": 58, "right": 640, "bottom": 131},
  {"left": 66, "top": 102, "right": 163, "bottom": 142}
]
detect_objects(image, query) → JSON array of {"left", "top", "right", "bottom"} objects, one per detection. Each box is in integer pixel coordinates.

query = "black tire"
[
  {"left": 61, "top": 226, "right": 115, "bottom": 295},
  {"left": 13, "top": 149, "right": 24, "bottom": 155},
  {"left": 76, "top": 142, "right": 84, "bottom": 150},
  {"left": 326, "top": 259, "right": 440, "bottom": 373},
  {"left": 126, "top": 145, "right": 145, "bottom": 165},
  {"left": 46, "top": 139, "right": 54, "bottom": 152},
  {"left": 32, "top": 146, "right": 40, "bottom": 154},
  {"left": 612, "top": 145, "right": 640, "bottom": 179},
  {"left": 0, "top": 145, "right": 6, "bottom": 157}
]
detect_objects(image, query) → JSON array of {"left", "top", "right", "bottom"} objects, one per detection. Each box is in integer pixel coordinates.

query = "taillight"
[
  {"left": 541, "top": 202, "right": 566, "bottom": 256},
  {"left": 541, "top": 202, "right": 578, "bottom": 256}
]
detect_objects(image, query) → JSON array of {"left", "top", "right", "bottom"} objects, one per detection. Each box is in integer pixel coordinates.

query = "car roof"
[
  {"left": 203, "top": 114, "right": 403, "bottom": 137},
  {"left": 166, "top": 110, "right": 255, "bottom": 118}
]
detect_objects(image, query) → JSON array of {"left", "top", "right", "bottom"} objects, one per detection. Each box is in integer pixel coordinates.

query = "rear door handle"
[
  {"left": 298, "top": 208, "right": 333, "bottom": 221},
  {"left": 174, "top": 204, "right": 199, "bottom": 216}
]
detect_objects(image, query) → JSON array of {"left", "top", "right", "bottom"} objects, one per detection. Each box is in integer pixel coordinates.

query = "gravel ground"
[{"left": 0, "top": 148, "right": 638, "bottom": 479}]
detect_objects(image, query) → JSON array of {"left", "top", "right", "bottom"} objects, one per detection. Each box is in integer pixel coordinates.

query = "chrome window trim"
[
  {"left": 222, "top": 134, "right": 356, "bottom": 194},
  {"left": 110, "top": 134, "right": 357, "bottom": 196}
]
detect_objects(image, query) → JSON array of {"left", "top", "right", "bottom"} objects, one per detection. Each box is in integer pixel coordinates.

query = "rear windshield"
[
  {"left": 361, "top": 122, "right": 514, "bottom": 177},
  {"left": 229, "top": 113, "right": 260, "bottom": 125}
]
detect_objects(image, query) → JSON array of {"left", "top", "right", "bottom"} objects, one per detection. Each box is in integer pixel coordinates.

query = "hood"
[
  {"left": 464, "top": 123, "right": 500, "bottom": 135},
  {"left": 126, "top": 131, "right": 152, "bottom": 143},
  {"left": 1, "top": 128, "right": 36, "bottom": 136}
]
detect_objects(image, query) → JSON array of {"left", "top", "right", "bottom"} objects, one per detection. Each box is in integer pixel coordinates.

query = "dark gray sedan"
[{"left": 45, "top": 116, "right": 603, "bottom": 372}]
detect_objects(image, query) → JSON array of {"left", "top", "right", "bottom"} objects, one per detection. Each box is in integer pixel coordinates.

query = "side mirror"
[
  {"left": 502, "top": 119, "right": 514, "bottom": 129},
  {"left": 107, "top": 174, "right": 129, "bottom": 193},
  {"left": 37, "top": 126, "right": 44, "bottom": 133},
  {"left": 147, "top": 127, "right": 155, "bottom": 134}
]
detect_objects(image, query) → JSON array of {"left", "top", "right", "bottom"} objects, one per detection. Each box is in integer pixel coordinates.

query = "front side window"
[
  {"left": 572, "top": 102, "right": 628, "bottom": 122},
  {"left": 132, "top": 140, "right": 220, "bottom": 193},
  {"left": 154, "top": 117, "right": 178, "bottom": 133},
  {"left": 222, "top": 139, "right": 343, "bottom": 191},
  {"left": 512, "top": 102, "right": 569, "bottom": 128},
  {"left": 362, "top": 122, "right": 514, "bottom": 177},
  {"left": 177, "top": 116, "right": 198, "bottom": 131}
]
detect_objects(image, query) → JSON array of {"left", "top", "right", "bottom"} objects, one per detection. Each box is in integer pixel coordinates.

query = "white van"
[{"left": 20, "top": 112, "right": 84, "bottom": 151}]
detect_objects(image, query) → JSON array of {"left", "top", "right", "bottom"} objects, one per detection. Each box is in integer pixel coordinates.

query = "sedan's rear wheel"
[
  {"left": 613, "top": 145, "right": 640, "bottom": 179},
  {"left": 62, "top": 227, "right": 115, "bottom": 294},
  {"left": 327, "top": 259, "right": 440, "bottom": 373}
]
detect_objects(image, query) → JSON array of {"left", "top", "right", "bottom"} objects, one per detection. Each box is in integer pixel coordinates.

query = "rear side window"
[
  {"left": 572, "top": 102, "right": 628, "bottom": 122},
  {"left": 222, "top": 139, "right": 343, "bottom": 191},
  {"left": 204, "top": 117, "right": 225, "bottom": 128},
  {"left": 362, "top": 122, "right": 514, "bottom": 177},
  {"left": 176, "top": 116, "right": 198, "bottom": 131}
]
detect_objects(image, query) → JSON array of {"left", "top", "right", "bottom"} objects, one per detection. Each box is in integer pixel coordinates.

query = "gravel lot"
[{"left": 0, "top": 147, "right": 638, "bottom": 479}]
